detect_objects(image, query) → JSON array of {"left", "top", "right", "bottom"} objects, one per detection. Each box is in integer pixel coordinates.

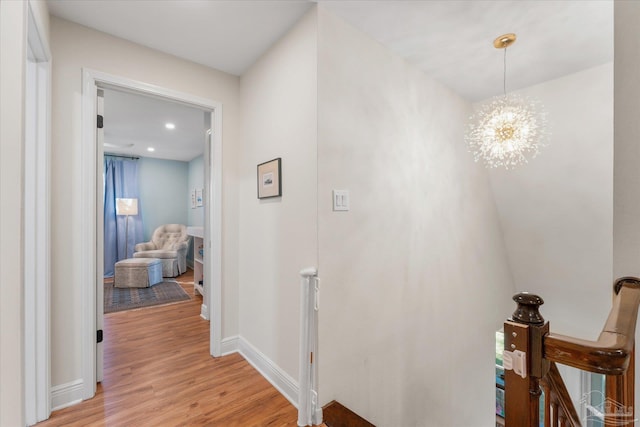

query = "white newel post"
[{"left": 298, "top": 267, "right": 322, "bottom": 427}]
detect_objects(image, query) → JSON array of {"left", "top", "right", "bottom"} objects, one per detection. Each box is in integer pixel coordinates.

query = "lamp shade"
[{"left": 115, "top": 198, "right": 138, "bottom": 216}]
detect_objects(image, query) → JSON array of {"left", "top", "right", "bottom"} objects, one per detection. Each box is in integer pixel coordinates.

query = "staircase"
[
  {"left": 321, "top": 401, "right": 375, "bottom": 427},
  {"left": 503, "top": 277, "right": 640, "bottom": 427}
]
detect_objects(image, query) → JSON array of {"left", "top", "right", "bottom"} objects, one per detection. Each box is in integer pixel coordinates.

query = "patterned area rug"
[{"left": 104, "top": 280, "right": 191, "bottom": 314}]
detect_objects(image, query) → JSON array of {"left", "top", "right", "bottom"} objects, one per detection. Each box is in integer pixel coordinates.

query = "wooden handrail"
[
  {"left": 543, "top": 278, "right": 640, "bottom": 375},
  {"left": 504, "top": 277, "right": 640, "bottom": 427}
]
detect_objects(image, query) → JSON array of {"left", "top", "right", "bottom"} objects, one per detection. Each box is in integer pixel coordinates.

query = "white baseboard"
[
  {"left": 200, "top": 303, "right": 209, "bottom": 320},
  {"left": 51, "top": 379, "right": 84, "bottom": 411},
  {"left": 221, "top": 335, "right": 240, "bottom": 356},
  {"left": 210, "top": 335, "right": 299, "bottom": 408},
  {"left": 237, "top": 336, "right": 299, "bottom": 408},
  {"left": 49, "top": 339, "right": 299, "bottom": 416}
]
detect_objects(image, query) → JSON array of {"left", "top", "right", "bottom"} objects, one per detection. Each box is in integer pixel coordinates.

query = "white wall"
[
  {"left": 614, "top": 3, "right": 640, "bottom": 280},
  {"left": 188, "top": 154, "right": 204, "bottom": 227},
  {"left": 488, "top": 63, "right": 614, "bottom": 339},
  {"left": 0, "top": 1, "right": 27, "bottom": 425},
  {"left": 0, "top": 0, "right": 50, "bottom": 424},
  {"left": 316, "top": 7, "right": 514, "bottom": 426},
  {"left": 238, "top": 8, "right": 318, "bottom": 381},
  {"left": 613, "top": 0, "right": 640, "bottom": 415},
  {"left": 137, "top": 157, "right": 189, "bottom": 241},
  {"left": 50, "top": 16, "right": 240, "bottom": 391}
]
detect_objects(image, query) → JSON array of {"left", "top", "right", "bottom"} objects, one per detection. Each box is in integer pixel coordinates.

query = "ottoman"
[
  {"left": 133, "top": 251, "right": 179, "bottom": 277},
  {"left": 114, "top": 258, "right": 163, "bottom": 288}
]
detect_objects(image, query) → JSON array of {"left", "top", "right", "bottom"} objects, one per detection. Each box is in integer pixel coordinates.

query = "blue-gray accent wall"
[
  {"left": 138, "top": 157, "right": 189, "bottom": 241},
  {"left": 188, "top": 154, "right": 204, "bottom": 227}
]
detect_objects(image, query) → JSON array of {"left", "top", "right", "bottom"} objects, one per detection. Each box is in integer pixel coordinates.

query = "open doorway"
[
  {"left": 80, "top": 69, "right": 223, "bottom": 400},
  {"left": 99, "top": 89, "right": 208, "bottom": 281},
  {"left": 98, "top": 87, "right": 211, "bottom": 380}
]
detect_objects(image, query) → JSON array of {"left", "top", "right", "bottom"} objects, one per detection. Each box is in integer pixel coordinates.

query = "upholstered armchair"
[{"left": 133, "top": 224, "right": 190, "bottom": 277}]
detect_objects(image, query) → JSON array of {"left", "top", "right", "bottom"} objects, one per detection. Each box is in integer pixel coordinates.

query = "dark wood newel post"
[{"left": 504, "top": 292, "right": 550, "bottom": 427}]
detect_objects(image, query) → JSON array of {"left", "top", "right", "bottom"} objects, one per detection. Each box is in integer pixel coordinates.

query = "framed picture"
[
  {"left": 195, "top": 188, "right": 203, "bottom": 207},
  {"left": 257, "top": 157, "right": 282, "bottom": 199},
  {"left": 191, "top": 189, "right": 197, "bottom": 209}
]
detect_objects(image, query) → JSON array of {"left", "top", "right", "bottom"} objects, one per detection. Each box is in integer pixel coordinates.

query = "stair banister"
[
  {"left": 504, "top": 277, "right": 640, "bottom": 427},
  {"left": 543, "top": 278, "right": 640, "bottom": 375},
  {"left": 298, "top": 267, "right": 322, "bottom": 427}
]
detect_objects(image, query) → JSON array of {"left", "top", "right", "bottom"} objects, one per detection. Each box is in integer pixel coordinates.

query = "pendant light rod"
[
  {"left": 503, "top": 47, "right": 507, "bottom": 96},
  {"left": 494, "top": 33, "right": 516, "bottom": 97}
]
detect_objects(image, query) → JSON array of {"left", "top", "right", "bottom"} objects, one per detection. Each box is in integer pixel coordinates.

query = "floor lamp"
[{"left": 116, "top": 198, "right": 138, "bottom": 259}]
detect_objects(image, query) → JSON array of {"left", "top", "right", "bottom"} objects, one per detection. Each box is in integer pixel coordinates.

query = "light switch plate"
[{"left": 333, "top": 190, "right": 349, "bottom": 211}]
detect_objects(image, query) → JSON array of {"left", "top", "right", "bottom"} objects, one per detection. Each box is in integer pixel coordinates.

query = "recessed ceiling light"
[
  {"left": 147, "top": 147, "right": 155, "bottom": 152},
  {"left": 165, "top": 123, "right": 175, "bottom": 130}
]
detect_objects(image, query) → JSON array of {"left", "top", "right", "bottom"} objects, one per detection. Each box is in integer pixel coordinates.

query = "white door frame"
[
  {"left": 24, "top": 1, "right": 51, "bottom": 424},
  {"left": 80, "top": 69, "right": 223, "bottom": 399},
  {"left": 95, "top": 90, "right": 105, "bottom": 383}
]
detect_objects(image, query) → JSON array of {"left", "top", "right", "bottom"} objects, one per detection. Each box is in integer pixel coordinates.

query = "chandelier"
[{"left": 466, "top": 33, "right": 548, "bottom": 169}]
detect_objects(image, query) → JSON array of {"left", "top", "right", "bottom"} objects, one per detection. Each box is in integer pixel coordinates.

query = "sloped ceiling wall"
[{"left": 488, "top": 63, "right": 614, "bottom": 339}]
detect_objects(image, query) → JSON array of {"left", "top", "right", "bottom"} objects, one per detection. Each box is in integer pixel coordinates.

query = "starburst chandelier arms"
[
  {"left": 465, "top": 33, "right": 549, "bottom": 169},
  {"left": 467, "top": 93, "right": 547, "bottom": 169}
]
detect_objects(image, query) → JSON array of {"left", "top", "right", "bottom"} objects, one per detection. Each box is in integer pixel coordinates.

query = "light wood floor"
[{"left": 36, "top": 270, "right": 300, "bottom": 427}]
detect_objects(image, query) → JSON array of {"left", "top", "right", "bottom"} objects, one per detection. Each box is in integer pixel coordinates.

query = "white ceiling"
[
  {"left": 48, "top": 0, "right": 613, "bottom": 159},
  {"left": 103, "top": 88, "right": 206, "bottom": 162},
  {"left": 322, "top": 1, "right": 613, "bottom": 102},
  {"left": 47, "top": 0, "right": 613, "bottom": 102},
  {"left": 47, "top": 0, "right": 314, "bottom": 76}
]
